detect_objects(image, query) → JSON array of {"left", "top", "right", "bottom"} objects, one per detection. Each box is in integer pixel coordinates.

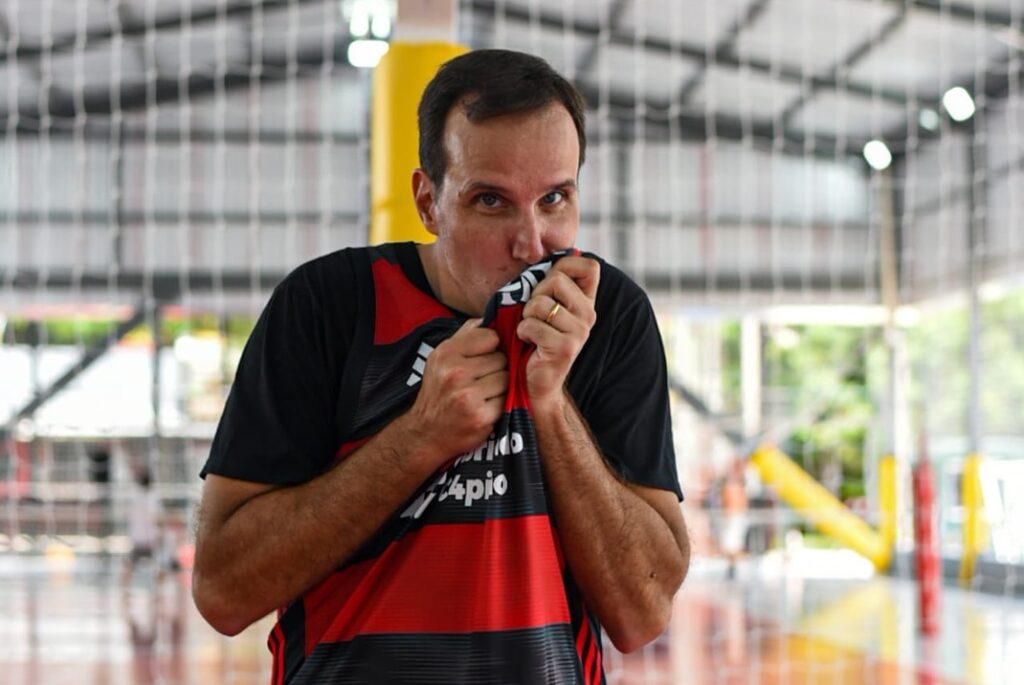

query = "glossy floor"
[{"left": 1, "top": 548, "right": 1019, "bottom": 684}]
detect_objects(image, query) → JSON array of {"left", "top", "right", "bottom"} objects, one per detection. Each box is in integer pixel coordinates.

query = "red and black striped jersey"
[{"left": 204, "top": 242, "right": 681, "bottom": 684}]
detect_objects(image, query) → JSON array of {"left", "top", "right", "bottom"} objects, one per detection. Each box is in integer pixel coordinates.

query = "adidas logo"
[{"left": 406, "top": 341, "right": 435, "bottom": 386}]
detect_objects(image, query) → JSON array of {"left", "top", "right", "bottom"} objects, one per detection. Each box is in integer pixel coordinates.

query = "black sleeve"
[
  {"left": 201, "top": 265, "right": 349, "bottom": 485},
  {"left": 569, "top": 269, "right": 683, "bottom": 501}
]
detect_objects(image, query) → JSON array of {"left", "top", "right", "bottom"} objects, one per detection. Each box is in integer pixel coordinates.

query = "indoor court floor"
[{"left": 1, "top": 547, "right": 1019, "bottom": 685}]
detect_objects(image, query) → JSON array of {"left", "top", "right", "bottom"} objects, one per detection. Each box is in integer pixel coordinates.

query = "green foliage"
[
  {"left": 907, "top": 289, "right": 1024, "bottom": 439},
  {"left": 764, "top": 324, "right": 881, "bottom": 485}
]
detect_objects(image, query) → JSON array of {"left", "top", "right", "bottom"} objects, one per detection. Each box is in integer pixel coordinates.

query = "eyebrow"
[{"left": 458, "top": 178, "right": 578, "bottom": 197}]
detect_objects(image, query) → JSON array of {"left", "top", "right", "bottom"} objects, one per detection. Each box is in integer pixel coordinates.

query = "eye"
[
  {"left": 541, "top": 191, "right": 564, "bottom": 205},
  {"left": 477, "top": 192, "right": 501, "bottom": 208}
]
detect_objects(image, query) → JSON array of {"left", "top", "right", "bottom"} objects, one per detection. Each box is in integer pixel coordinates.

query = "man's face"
[{"left": 415, "top": 102, "right": 580, "bottom": 315}]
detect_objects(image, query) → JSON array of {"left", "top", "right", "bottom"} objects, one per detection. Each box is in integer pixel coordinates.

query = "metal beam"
[
  {"left": 667, "top": 374, "right": 745, "bottom": 448},
  {"left": 780, "top": 9, "right": 910, "bottom": 129},
  {"left": 574, "top": 0, "right": 631, "bottom": 79},
  {"left": 1, "top": 208, "right": 364, "bottom": 226},
  {"left": 1, "top": 121, "right": 364, "bottom": 145},
  {"left": 576, "top": 82, "right": 862, "bottom": 161},
  {"left": 466, "top": 0, "right": 923, "bottom": 108},
  {"left": 677, "top": 0, "right": 772, "bottom": 104},
  {"left": 0, "top": 0, "right": 332, "bottom": 66},
  {"left": 635, "top": 270, "right": 871, "bottom": 293},
  {"left": 6, "top": 37, "right": 351, "bottom": 119},
  {"left": 1, "top": 269, "right": 287, "bottom": 296},
  {"left": 883, "top": 0, "right": 1023, "bottom": 30},
  {"left": 0, "top": 267, "right": 873, "bottom": 296}
]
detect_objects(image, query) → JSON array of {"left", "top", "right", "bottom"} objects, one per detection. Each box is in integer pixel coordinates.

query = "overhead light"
[
  {"left": 347, "top": 39, "right": 389, "bottom": 68},
  {"left": 343, "top": 0, "right": 394, "bottom": 39},
  {"left": 863, "top": 139, "right": 892, "bottom": 171},
  {"left": 918, "top": 108, "right": 940, "bottom": 132},
  {"left": 942, "top": 86, "right": 975, "bottom": 122}
]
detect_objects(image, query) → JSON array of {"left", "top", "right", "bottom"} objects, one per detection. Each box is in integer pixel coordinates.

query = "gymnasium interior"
[{"left": 1, "top": 0, "right": 1023, "bottom": 683}]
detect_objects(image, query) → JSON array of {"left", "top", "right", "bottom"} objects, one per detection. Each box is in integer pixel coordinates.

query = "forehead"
[{"left": 440, "top": 102, "right": 580, "bottom": 181}]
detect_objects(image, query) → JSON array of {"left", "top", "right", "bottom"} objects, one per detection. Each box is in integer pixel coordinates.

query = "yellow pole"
[
  {"left": 370, "top": 42, "right": 467, "bottom": 245},
  {"left": 878, "top": 455, "right": 897, "bottom": 553},
  {"left": 751, "top": 445, "right": 891, "bottom": 571},
  {"left": 959, "top": 452, "right": 986, "bottom": 586}
]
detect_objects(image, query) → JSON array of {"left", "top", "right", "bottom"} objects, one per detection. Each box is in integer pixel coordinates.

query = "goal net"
[{"left": 1, "top": 1, "right": 1022, "bottom": 683}]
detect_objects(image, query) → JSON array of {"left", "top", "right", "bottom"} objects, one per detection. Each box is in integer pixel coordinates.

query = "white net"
[{"left": 2, "top": 0, "right": 1023, "bottom": 683}]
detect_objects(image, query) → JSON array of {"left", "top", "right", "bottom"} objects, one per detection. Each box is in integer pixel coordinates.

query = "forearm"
[
  {"left": 193, "top": 413, "right": 441, "bottom": 635},
  {"left": 532, "top": 392, "right": 689, "bottom": 652}
]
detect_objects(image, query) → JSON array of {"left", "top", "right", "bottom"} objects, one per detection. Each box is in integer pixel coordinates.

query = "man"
[{"left": 192, "top": 49, "right": 689, "bottom": 684}]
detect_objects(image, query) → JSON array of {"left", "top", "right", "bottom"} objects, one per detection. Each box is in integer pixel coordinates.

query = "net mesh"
[{"left": 2, "top": 0, "right": 1023, "bottom": 683}]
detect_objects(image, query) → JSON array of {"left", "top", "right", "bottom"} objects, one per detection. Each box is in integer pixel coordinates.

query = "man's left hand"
[{"left": 516, "top": 255, "right": 600, "bottom": 410}]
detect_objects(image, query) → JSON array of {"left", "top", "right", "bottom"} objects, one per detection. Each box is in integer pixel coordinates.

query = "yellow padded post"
[
  {"left": 878, "top": 455, "right": 897, "bottom": 553},
  {"left": 370, "top": 42, "right": 467, "bottom": 245},
  {"left": 959, "top": 452, "right": 986, "bottom": 586},
  {"left": 751, "top": 445, "right": 891, "bottom": 571}
]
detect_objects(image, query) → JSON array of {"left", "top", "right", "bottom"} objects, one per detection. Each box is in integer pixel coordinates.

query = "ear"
[{"left": 412, "top": 168, "right": 439, "bottom": 236}]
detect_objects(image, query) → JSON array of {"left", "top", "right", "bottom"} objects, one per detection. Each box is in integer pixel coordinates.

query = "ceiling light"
[
  {"left": 863, "top": 139, "right": 892, "bottom": 171},
  {"left": 918, "top": 108, "right": 939, "bottom": 132},
  {"left": 942, "top": 87, "right": 975, "bottom": 122},
  {"left": 347, "top": 39, "right": 389, "bottom": 68}
]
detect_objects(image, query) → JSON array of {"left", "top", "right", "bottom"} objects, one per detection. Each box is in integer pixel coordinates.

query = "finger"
[
  {"left": 476, "top": 369, "right": 509, "bottom": 401},
  {"left": 480, "top": 395, "right": 506, "bottom": 424},
  {"left": 529, "top": 272, "right": 578, "bottom": 314},
  {"left": 530, "top": 275, "right": 595, "bottom": 330},
  {"left": 517, "top": 316, "right": 577, "bottom": 355},
  {"left": 448, "top": 322, "right": 500, "bottom": 356},
  {"left": 523, "top": 294, "right": 572, "bottom": 333},
  {"left": 461, "top": 351, "right": 508, "bottom": 379},
  {"left": 549, "top": 256, "right": 600, "bottom": 299}
]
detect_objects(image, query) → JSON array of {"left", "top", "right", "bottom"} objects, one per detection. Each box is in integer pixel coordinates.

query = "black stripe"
[
  {"left": 334, "top": 246, "right": 376, "bottom": 450},
  {"left": 279, "top": 600, "right": 307, "bottom": 685},
  {"left": 291, "top": 625, "right": 583, "bottom": 685}
]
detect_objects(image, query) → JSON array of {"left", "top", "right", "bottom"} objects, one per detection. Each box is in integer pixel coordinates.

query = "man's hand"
[
  {"left": 516, "top": 256, "right": 600, "bottom": 410},
  {"left": 402, "top": 318, "right": 509, "bottom": 465}
]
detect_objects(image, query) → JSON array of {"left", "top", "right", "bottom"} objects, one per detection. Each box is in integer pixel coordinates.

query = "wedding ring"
[{"left": 545, "top": 302, "right": 561, "bottom": 324}]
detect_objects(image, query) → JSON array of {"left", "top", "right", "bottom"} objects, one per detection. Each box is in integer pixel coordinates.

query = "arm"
[
  {"left": 517, "top": 257, "right": 690, "bottom": 653},
  {"left": 532, "top": 393, "right": 690, "bottom": 653},
  {"left": 193, "top": 318, "right": 508, "bottom": 636}
]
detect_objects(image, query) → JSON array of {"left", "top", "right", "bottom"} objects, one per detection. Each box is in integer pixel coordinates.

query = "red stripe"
[
  {"left": 334, "top": 435, "right": 372, "bottom": 462},
  {"left": 587, "top": 620, "right": 603, "bottom": 685},
  {"left": 492, "top": 304, "right": 532, "bottom": 412},
  {"left": 372, "top": 258, "right": 453, "bottom": 344},
  {"left": 575, "top": 617, "right": 590, "bottom": 669},
  {"left": 303, "top": 516, "right": 569, "bottom": 647},
  {"left": 268, "top": 623, "right": 285, "bottom": 685}
]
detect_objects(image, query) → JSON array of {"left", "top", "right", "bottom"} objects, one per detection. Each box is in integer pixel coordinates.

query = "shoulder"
[
  {"left": 589, "top": 256, "right": 654, "bottom": 327},
  {"left": 275, "top": 246, "right": 368, "bottom": 301}
]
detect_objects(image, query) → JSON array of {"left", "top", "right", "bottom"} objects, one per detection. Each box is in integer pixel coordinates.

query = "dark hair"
[{"left": 417, "top": 49, "right": 587, "bottom": 188}]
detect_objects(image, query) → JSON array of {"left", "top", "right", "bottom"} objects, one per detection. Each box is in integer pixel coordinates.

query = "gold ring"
[{"left": 545, "top": 302, "right": 561, "bottom": 324}]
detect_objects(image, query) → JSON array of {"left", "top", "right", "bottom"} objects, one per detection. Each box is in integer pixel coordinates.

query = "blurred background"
[{"left": 1, "top": 0, "right": 1023, "bottom": 683}]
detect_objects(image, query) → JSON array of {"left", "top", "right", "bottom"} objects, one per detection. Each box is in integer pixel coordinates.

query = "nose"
[{"left": 511, "top": 214, "right": 546, "bottom": 264}]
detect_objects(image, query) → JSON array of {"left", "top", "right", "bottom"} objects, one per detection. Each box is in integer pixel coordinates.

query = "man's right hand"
[{"left": 400, "top": 318, "right": 508, "bottom": 467}]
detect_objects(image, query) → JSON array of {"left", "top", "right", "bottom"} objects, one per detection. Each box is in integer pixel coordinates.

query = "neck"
[{"left": 416, "top": 242, "right": 480, "bottom": 316}]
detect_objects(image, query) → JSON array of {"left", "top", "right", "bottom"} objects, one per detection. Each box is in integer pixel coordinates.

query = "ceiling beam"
[
  {"left": 0, "top": 0, "right": 332, "bottom": 66},
  {"left": 677, "top": 0, "right": 772, "bottom": 104},
  {"left": 883, "top": 0, "right": 1023, "bottom": 30},
  {"left": 0, "top": 122, "right": 363, "bottom": 145},
  {"left": 2, "top": 36, "right": 351, "bottom": 119},
  {"left": 780, "top": 8, "right": 910, "bottom": 128},
  {"left": 576, "top": 82, "right": 864, "bottom": 161},
  {"left": 466, "top": 0, "right": 926, "bottom": 108}
]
